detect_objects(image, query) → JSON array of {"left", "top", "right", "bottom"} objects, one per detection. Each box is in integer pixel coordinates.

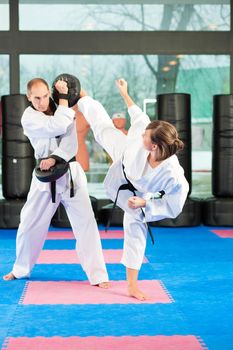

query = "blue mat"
[
  {"left": 9, "top": 304, "right": 191, "bottom": 337},
  {"left": 1, "top": 225, "right": 233, "bottom": 350},
  {"left": 30, "top": 263, "right": 154, "bottom": 281}
]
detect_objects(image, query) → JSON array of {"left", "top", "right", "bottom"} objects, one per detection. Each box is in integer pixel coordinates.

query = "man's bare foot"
[
  {"left": 97, "top": 281, "right": 111, "bottom": 289},
  {"left": 3, "top": 272, "right": 16, "bottom": 281},
  {"left": 128, "top": 286, "right": 149, "bottom": 301}
]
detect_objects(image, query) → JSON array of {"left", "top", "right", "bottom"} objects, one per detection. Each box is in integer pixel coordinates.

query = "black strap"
[
  {"left": 57, "top": 93, "right": 69, "bottom": 100},
  {"left": 68, "top": 157, "right": 75, "bottom": 198},
  {"left": 47, "top": 156, "right": 76, "bottom": 203},
  {"left": 51, "top": 181, "right": 56, "bottom": 203},
  {"left": 122, "top": 164, "right": 155, "bottom": 244},
  {"left": 105, "top": 163, "right": 155, "bottom": 245},
  {"left": 105, "top": 183, "right": 130, "bottom": 233},
  {"left": 69, "top": 165, "right": 74, "bottom": 198}
]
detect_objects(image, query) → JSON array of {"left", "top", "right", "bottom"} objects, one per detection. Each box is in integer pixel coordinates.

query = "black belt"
[
  {"left": 106, "top": 163, "right": 163, "bottom": 245},
  {"left": 36, "top": 157, "right": 75, "bottom": 203},
  {"left": 50, "top": 156, "right": 75, "bottom": 203}
]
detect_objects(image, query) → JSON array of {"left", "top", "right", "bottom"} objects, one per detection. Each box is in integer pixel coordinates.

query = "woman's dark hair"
[{"left": 146, "top": 120, "right": 184, "bottom": 160}]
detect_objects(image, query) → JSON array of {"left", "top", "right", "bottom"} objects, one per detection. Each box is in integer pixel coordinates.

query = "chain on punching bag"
[
  {"left": 212, "top": 94, "right": 233, "bottom": 197},
  {"left": 1, "top": 94, "right": 35, "bottom": 198},
  {"left": 157, "top": 93, "right": 192, "bottom": 194}
]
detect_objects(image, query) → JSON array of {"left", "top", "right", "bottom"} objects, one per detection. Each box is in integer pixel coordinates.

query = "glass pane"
[
  {"left": 20, "top": 54, "right": 230, "bottom": 198},
  {"left": 178, "top": 55, "right": 230, "bottom": 197},
  {"left": 19, "top": 2, "right": 230, "bottom": 31},
  {"left": 0, "top": 55, "right": 9, "bottom": 96},
  {"left": 0, "top": 54, "right": 10, "bottom": 199},
  {"left": 0, "top": 1, "right": 9, "bottom": 30}
]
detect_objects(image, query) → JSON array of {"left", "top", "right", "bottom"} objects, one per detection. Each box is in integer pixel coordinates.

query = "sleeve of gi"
[
  {"left": 22, "top": 105, "right": 75, "bottom": 139},
  {"left": 143, "top": 173, "right": 189, "bottom": 222},
  {"left": 127, "top": 104, "right": 151, "bottom": 128},
  {"left": 51, "top": 120, "right": 78, "bottom": 161},
  {"left": 123, "top": 104, "right": 150, "bottom": 180}
]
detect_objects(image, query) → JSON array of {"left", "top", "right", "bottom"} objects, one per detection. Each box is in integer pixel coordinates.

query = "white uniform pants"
[
  {"left": 12, "top": 175, "right": 108, "bottom": 285},
  {"left": 121, "top": 212, "right": 147, "bottom": 270}
]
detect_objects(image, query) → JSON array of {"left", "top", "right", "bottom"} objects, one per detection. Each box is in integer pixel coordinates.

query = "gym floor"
[{"left": 0, "top": 225, "right": 233, "bottom": 349}]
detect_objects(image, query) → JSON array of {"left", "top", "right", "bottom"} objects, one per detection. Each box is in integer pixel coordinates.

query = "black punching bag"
[
  {"left": 212, "top": 94, "right": 233, "bottom": 197},
  {"left": 1, "top": 94, "right": 35, "bottom": 198},
  {"left": 157, "top": 93, "right": 192, "bottom": 193}
]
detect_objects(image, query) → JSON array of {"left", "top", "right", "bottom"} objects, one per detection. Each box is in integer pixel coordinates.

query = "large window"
[
  {"left": 19, "top": 1, "right": 230, "bottom": 31},
  {"left": 20, "top": 54, "right": 230, "bottom": 198},
  {"left": 0, "top": 1, "right": 9, "bottom": 30},
  {"left": 0, "top": 55, "right": 10, "bottom": 198},
  {"left": 0, "top": 1, "right": 231, "bottom": 200}
]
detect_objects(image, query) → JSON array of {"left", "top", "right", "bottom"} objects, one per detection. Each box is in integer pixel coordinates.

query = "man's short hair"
[{"left": 27, "top": 78, "right": 49, "bottom": 95}]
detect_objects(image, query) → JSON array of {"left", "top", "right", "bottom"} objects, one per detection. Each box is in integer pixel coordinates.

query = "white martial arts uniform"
[
  {"left": 12, "top": 104, "right": 109, "bottom": 285},
  {"left": 78, "top": 97, "right": 189, "bottom": 270}
]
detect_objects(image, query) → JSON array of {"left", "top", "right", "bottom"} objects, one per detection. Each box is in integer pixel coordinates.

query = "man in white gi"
[
  {"left": 77, "top": 78, "right": 189, "bottom": 300},
  {"left": 3, "top": 78, "right": 109, "bottom": 288}
]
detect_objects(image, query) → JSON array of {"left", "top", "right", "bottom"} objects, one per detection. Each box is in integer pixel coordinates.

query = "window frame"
[{"left": 0, "top": 0, "right": 232, "bottom": 94}]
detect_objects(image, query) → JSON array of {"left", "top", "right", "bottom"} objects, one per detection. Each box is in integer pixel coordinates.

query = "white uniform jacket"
[
  {"left": 78, "top": 97, "right": 189, "bottom": 223},
  {"left": 21, "top": 104, "right": 81, "bottom": 194}
]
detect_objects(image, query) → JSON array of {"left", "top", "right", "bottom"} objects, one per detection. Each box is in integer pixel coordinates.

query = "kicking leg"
[{"left": 78, "top": 97, "right": 126, "bottom": 162}]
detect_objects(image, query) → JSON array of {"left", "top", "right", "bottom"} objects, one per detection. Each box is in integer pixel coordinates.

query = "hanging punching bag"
[
  {"left": 157, "top": 93, "right": 192, "bottom": 193},
  {"left": 212, "top": 94, "right": 233, "bottom": 197},
  {"left": 155, "top": 93, "right": 201, "bottom": 227},
  {"left": 1, "top": 94, "right": 35, "bottom": 198}
]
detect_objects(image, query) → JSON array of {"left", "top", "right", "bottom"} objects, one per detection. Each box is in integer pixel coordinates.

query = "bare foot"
[
  {"left": 128, "top": 286, "right": 149, "bottom": 301},
  {"left": 3, "top": 272, "right": 16, "bottom": 281},
  {"left": 97, "top": 281, "right": 111, "bottom": 289}
]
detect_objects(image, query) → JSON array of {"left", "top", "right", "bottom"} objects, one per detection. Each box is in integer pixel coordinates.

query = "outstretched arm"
[
  {"left": 116, "top": 78, "right": 150, "bottom": 133},
  {"left": 115, "top": 79, "right": 135, "bottom": 108}
]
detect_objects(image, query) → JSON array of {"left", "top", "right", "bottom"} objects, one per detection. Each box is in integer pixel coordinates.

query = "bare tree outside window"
[
  {"left": 17, "top": 3, "right": 230, "bottom": 199},
  {"left": 87, "top": 4, "right": 229, "bottom": 95}
]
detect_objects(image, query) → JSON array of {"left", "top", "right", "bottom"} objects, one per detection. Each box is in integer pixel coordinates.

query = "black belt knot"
[{"left": 50, "top": 156, "right": 76, "bottom": 203}]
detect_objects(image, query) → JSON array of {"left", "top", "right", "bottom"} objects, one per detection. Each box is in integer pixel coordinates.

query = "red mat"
[
  {"left": 21, "top": 280, "right": 173, "bottom": 305},
  {"left": 47, "top": 230, "right": 124, "bottom": 240},
  {"left": 37, "top": 250, "right": 148, "bottom": 264},
  {"left": 210, "top": 229, "right": 233, "bottom": 238},
  {"left": 99, "top": 230, "right": 124, "bottom": 239},
  {"left": 3, "top": 335, "right": 205, "bottom": 350}
]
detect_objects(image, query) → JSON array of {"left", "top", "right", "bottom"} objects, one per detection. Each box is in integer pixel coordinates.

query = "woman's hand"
[
  {"left": 115, "top": 78, "right": 128, "bottom": 97},
  {"left": 128, "top": 196, "right": 146, "bottom": 209},
  {"left": 115, "top": 78, "right": 135, "bottom": 108}
]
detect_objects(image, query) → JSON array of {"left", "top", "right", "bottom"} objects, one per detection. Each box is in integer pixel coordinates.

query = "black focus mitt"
[{"left": 35, "top": 162, "right": 69, "bottom": 183}]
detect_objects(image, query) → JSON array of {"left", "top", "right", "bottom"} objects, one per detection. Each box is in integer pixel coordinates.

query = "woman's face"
[{"left": 142, "top": 129, "right": 156, "bottom": 151}]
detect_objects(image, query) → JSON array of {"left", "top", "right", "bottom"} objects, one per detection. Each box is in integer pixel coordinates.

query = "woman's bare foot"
[
  {"left": 97, "top": 281, "right": 111, "bottom": 289},
  {"left": 3, "top": 272, "right": 16, "bottom": 281},
  {"left": 128, "top": 285, "right": 149, "bottom": 301},
  {"left": 126, "top": 267, "right": 148, "bottom": 300}
]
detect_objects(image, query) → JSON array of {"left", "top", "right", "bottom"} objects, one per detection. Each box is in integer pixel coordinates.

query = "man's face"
[{"left": 27, "top": 83, "right": 50, "bottom": 112}]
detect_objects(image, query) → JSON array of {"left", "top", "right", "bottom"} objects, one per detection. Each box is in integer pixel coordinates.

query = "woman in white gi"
[
  {"left": 3, "top": 78, "right": 109, "bottom": 288},
  {"left": 77, "top": 78, "right": 189, "bottom": 300}
]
